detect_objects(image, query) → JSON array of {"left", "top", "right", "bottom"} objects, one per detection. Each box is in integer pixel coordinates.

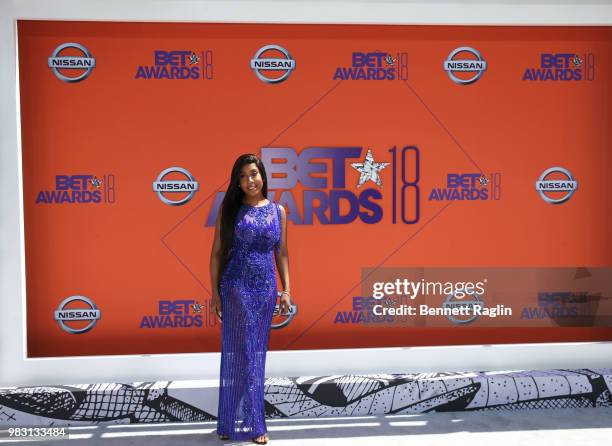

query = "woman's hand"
[
  {"left": 211, "top": 294, "right": 222, "bottom": 321},
  {"left": 279, "top": 291, "right": 292, "bottom": 314}
]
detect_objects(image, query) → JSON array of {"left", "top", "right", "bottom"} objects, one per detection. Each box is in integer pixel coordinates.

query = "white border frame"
[{"left": 1, "top": 0, "right": 612, "bottom": 387}]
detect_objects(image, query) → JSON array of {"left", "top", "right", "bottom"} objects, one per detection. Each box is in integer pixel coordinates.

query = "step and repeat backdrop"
[{"left": 17, "top": 21, "right": 612, "bottom": 357}]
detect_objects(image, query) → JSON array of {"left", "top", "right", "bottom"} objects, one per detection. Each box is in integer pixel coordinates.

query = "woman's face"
[{"left": 239, "top": 162, "right": 264, "bottom": 197}]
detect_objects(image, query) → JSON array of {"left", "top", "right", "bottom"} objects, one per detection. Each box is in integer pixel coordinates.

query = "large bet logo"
[{"left": 206, "top": 146, "right": 420, "bottom": 226}]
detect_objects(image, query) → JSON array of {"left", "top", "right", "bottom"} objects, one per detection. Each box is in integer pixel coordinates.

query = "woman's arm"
[
  {"left": 209, "top": 210, "right": 223, "bottom": 319},
  {"left": 274, "top": 205, "right": 291, "bottom": 312}
]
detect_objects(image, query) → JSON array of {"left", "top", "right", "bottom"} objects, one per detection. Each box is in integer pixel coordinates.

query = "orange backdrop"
[{"left": 18, "top": 20, "right": 612, "bottom": 357}]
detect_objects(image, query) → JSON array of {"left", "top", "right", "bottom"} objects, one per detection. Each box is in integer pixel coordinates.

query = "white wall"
[{"left": 1, "top": 0, "right": 612, "bottom": 387}]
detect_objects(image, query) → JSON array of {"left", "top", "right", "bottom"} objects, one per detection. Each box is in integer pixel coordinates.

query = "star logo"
[
  {"left": 478, "top": 175, "right": 489, "bottom": 186},
  {"left": 188, "top": 53, "right": 201, "bottom": 65},
  {"left": 384, "top": 54, "right": 397, "bottom": 66},
  {"left": 190, "top": 302, "right": 205, "bottom": 314},
  {"left": 384, "top": 297, "right": 397, "bottom": 308},
  {"left": 89, "top": 176, "right": 102, "bottom": 189},
  {"left": 350, "top": 149, "right": 390, "bottom": 187}
]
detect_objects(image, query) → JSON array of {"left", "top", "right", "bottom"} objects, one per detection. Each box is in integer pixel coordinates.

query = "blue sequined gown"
[{"left": 217, "top": 200, "right": 281, "bottom": 440}]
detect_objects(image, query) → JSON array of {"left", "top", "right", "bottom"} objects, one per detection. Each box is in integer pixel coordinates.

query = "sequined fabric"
[{"left": 216, "top": 201, "right": 281, "bottom": 440}]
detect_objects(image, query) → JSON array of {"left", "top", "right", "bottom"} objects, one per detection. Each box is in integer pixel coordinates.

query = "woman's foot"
[
  {"left": 252, "top": 434, "right": 269, "bottom": 444},
  {"left": 218, "top": 434, "right": 229, "bottom": 440}
]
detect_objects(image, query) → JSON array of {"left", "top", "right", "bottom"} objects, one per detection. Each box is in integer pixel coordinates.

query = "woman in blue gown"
[{"left": 209, "top": 154, "right": 292, "bottom": 444}]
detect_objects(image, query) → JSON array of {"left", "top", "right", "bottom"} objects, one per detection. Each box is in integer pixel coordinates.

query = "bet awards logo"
[
  {"left": 48, "top": 43, "right": 96, "bottom": 83},
  {"left": 333, "top": 51, "right": 408, "bottom": 81},
  {"left": 429, "top": 173, "right": 501, "bottom": 201},
  {"left": 250, "top": 45, "right": 296, "bottom": 83},
  {"left": 523, "top": 53, "right": 595, "bottom": 81},
  {"left": 443, "top": 47, "right": 487, "bottom": 84},
  {"left": 135, "top": 50, "right": 213, "bottom": 80},
  {"left": 139, "top": 299, "right": 218, "bottom": 329},
  {"left": 36, "top": 174, "right": 116, "bottom": 204},
  {"left": 206, "top": 145, "right": 420, "bottom": 226}
]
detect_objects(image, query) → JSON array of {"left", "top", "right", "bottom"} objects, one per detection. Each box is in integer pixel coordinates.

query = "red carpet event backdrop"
[{"left": 17, "top": 21, "right": 612, "bottom": 357}]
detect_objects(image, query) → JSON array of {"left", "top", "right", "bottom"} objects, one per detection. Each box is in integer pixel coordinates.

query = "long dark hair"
[{"left": 218, "top": 154, "right": 269, "bottom": 282}]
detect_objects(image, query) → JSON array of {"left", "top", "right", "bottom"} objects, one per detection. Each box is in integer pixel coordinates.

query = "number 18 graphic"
[{"left": 389, "top": 145, "right": 420, "bottom": 224}]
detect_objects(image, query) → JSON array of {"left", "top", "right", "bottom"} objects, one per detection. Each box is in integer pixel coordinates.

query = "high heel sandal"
[{"left": 252, "top": 435, "right": 269, "bottom": 444}]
